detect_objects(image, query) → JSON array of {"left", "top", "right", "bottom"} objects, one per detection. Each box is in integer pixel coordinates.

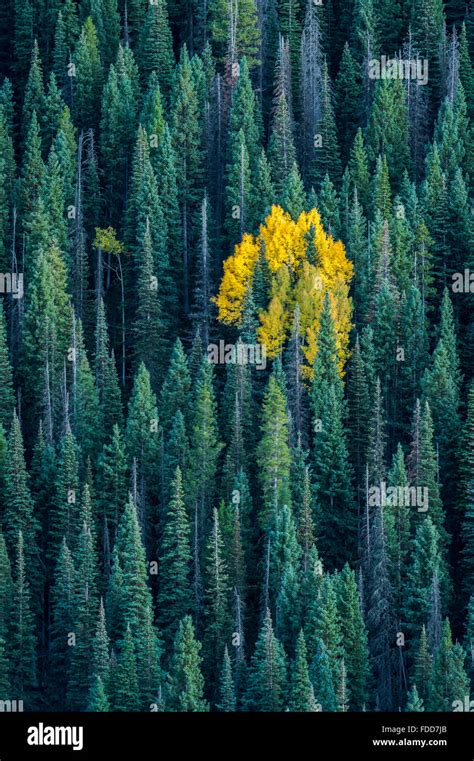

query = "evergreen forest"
[{"left": 0, "top": 0, "right": 473, "bottom": 713}]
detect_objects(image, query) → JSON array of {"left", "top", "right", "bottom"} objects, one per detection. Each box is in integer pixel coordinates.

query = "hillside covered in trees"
[{"left": 0, "top": 0, "right": 473, "bottom": 713}]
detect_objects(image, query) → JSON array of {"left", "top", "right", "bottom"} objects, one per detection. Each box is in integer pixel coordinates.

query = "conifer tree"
[
  {"left": 67, "top": 513, "right": 99, "bottom": 710},
  {"left": 335, "top": 43, "right": 361, "bottom": 165},
  {"left": 138, "top": 0, "right": 174, "bottom": 97},
  {"left": 10, "top": 531, "right": 37, "bottom": 701},
  {"left": 217, "top": 645, "right": 236, "bottom": 711},
  {"left": 134, "top": 219, "right": 163, "bottom": 388},
  {"left": 168, "top": 615, "right": 209, "bottom": 711},
  {"left": 209, "top": 0, "right": 260, "bottom": 67},
  {"left": 461, "top": 383, "right": 474, "bottom": 593},
  {"left": 92, "top": 598, "right": 110, "bottom": 685},
  {"left": 245, "top": 609, "right": 287, "bottom": 711},
  {"left": 406, "top": 684, "right": 425, "bottom": 711},
  {"left": 337, "top": 564, "right": 370, "bottom": 709},
  {"left": 172, "top": 46, "right": 203, "bottom": 315},
  {"left": 428, "top": 619, "right": 470, "bottom": 711},
  {"left": 125, "top": 363, "right": 160, "bottom": 537},
  {"left": 114, "top": 624, "right": 140, "bottom": 711},
  {"left": 312, "top": 297, "right": 355, "bottom": 568},
  {"left": 158, "top": 467, "right": 193, "bottom": 643},
  {"left": 3, "top": 413, "right": 38, "bottom": 569},
  {"left": 404, "top": 517, "right": 443, "bottom": 646},
  {"left": 288, "top": 630, "right": 315, "bottom": 711},
  {"left": 0, "top": 530, "right": 12, "bottom": 644},
  {"left": 0, "top": 304, "right": 14, "bottom": 430},
  {"left": 188, "top": 361, "right": 223, "bottom": 543},
  {"left": 414, "top": 625, "right": 432, "bottom": 703},
  {"left": 257, "top": 375, "right": 291, "bottom": 529},
  {"left": 87, "top": 674, "right": 110, "bottom": 711},
  {"left": 49, "top": 538, "right": 75, "bottom": 702},
  {"left": 73, "top": 17, "right": 102, "bottom": 131},
  {"left": 0, "top": 636, "right": 11, "bottom": 700},
  {"left": 268, "top": 90, "right": 297, "bottom": 196},
  {"left": 309, "top": 637, "right": 337, "bottom": 711}
]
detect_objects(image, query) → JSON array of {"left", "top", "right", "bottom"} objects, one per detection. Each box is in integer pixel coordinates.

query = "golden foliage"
[
  {"left": 213, "top": 233, "right": 260, "bottom": 324},
  {"left": 214, "top": 205, "right": 353, "bottom": 376}
]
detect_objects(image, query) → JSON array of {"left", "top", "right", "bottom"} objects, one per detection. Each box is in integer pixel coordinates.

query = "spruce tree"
[
  {"left": 158, "top": 467, "right": 193, "bottom": 643},
  {"left": 217, "top": 645, "right": 236, "bottom": 711},
  {"left": 138, "top": 0, "right": 174, "bottom": 97},
  {"left": 10, "top": 531, "right": 37, "bottom": 702},
  {"left": 257, "top": 375, "right": 292, "bottom": 529},
  {"left": 87, "top": 674, "right": 110, "bottom": 711},
  {"left": 245, "top": 609, "right": 287, "bottom": 711},
  {"left": 167, "top": 615, "right": 209, "bottom": 712},
  {"left": 288, "top": 630, "right": 315, "bottom": 711}
]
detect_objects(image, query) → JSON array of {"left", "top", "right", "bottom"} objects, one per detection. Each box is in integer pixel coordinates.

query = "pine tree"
[
  {"left": 89, "top": 0, "right": 120, "bottom": 70},
  {"left": 268, "top": 90, "right": 296, "bottom": 196},
  {"left": 204, "top": 508, "right": 231, "bottom": 683},
  {"left": 167, "top": 615, "right": 209, "bottom": 711},
  {"left": 461, "top": 383, "right": 474, "bottom": 592},
  {"left": 337, "top": 564, "right": 370, "bottom": 709},
  {"left": 114, "top": 624, "right": 140, "bottom": 711},
  {"left": 410, "top": 400, "right": 447, "bottom": 549},
  {"left": 366, "top": 79, "right": 411, "bottom": 192},
  {"left": 310, "top": 60, "right": 341, "bottom": 186},
  {"left": 0, "top": 303, "right": 14, "bottom": 429},
  {"left": 125, "top": 363, "right": 160, "bottom": 539},
  {"left": 414, "top": 625, "right": 432, "bottom": 703},
  {"left": 245, "top": 609, "right": 287, "bottom": 711},
  {"left": 87, "top": 674, "right": 110, "bottom": 711},
  {"left": 49, "top": 538, "right": 75, "bottom": 703},
  {"left": 288, "top": 630, "right": 315, "bottom": 711},
  {"left": 159, "top": 339, "right": 191, "bottom": 434},
  {"left": 367, "top": 506, "right": 395, "bottom": 711},
  {"left": 335, "top": 43, "right": 362, "bottom": 165},
  {"left": 3, "top": 412, "right": 38, "bottom": 569},
  {"left": 404, "top": 517, "right": 443, "bottom": 646},
  {"left": 216, "top": 645, "right": 236, "bottom": 711},
  {"left": 138, "top": 0, "right": 174, "bottom": 98},
  {"left": 10, "top": 531, "right": 37, "bottom": 701},
  {"left": 0, "top": 636, "right": 11, "bottom": 700},
  {"left": 73, "top": 17, "right": 102, "bottom": 131},
  {"left": 134, "top": 219, "right": 163, "bottom": 388},
  {"left": 209, "top": 0, "right": 260, "bottom": 67},
  {"left": 0, "top": 529, "right": 12, "bottom": 643},
  {"left": 13, "top": 0, "right": 34, "bottom": 83},
  {"left": 257, "top": 375, "right": 292, "bottom": 529},
  {"left": 50, "top": 425, "right": 80, "bottom": 559},
  {"left": 309, "top": 637, "right": 337, "bottom": 711},
  {"left": 428, "top": 619, "right": 470, "bottom": 711},
  {"left": 406, "top": 684, "right": 425, "bottom": 711},
  {"left": 384, "top": 444, "right": 411, "bottom": 613},
  {"left": 172, "top": 46, "right": 203, "bottom": 315},
  {"left": 312, "top": 296, "right": 355, "bottom": 568},
  {"left": 22, "top": 40, "right": 46, "bottom": 142},
  {"left": 92, "top": 598, "right": 110, "bottom": 685},
  {"left": 347, "top": 334, "right": 371, "bottom": 495},
  {"left": 67, "top": 512, "right": 99, "bottom": 710},
  {"left": 188, "top": 361, "right": 223, "bottom": 548},
  {"left": 158, "top": 467, "right": 193, "bottom": 643},
  {"left": 349, "top": 128, "right": 371, "bottom": 214}
]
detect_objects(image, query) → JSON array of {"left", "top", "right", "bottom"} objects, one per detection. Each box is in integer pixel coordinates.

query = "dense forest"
[{"left": 0, "top": 0, "right": 473, "bottom": 714}]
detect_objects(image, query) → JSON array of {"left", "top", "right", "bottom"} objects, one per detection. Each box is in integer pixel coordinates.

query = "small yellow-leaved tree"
[{"left": 214, "top": 205, "right": 353, "bottom": 378}]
